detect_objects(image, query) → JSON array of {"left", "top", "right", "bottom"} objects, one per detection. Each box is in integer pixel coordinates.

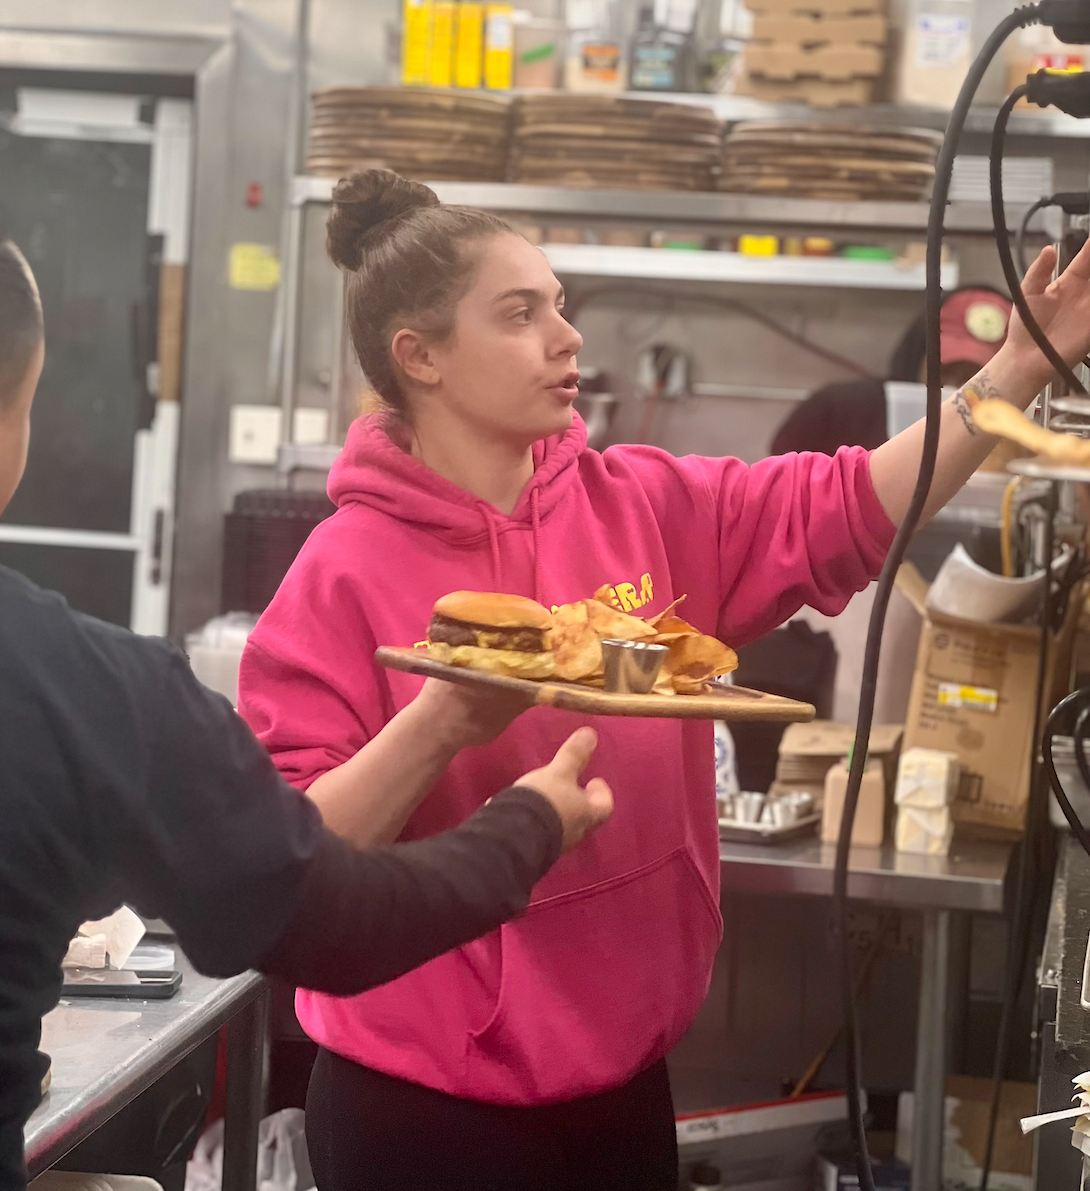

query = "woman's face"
[{"left": 421, "top": 233, "right": 584, "bottom": 446}]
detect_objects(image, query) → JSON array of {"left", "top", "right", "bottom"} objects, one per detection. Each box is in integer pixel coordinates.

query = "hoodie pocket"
[{"left": 466, "top": 845, "right": 722, "bottom": 1104}]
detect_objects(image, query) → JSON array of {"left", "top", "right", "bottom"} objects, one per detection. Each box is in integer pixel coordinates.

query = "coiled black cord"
[
  {"left": 1044, "top": 691, "right": 1090, "bottom": 857},
  {"left": 992, "top": 86, "right": 1088, "bottom": 395},
  {"left": 1016, "top": 197, "right": 1052, "bottom": 278},
  {"left": 835, "top": 12, "right": 1039, "bottom": 1190}
]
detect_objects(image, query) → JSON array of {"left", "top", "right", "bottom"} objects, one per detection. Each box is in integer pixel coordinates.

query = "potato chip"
[
  {"left": 648, "top": 596, "right": 688, "bottom": 627},
  {"left": 550, "top": 601, "right": 602, "bottom": 682},
  {"left": 584, "top": 599, "right": 658, "bottom": 642},
  {"left": 593, "top": 584, "right": 622, "bottom": 610},
  {"left": 652, "top": 615, "right": 700, "bottom": 644},
  {"left": 663, "top": 633, "right": 738, "bottom": 693}
]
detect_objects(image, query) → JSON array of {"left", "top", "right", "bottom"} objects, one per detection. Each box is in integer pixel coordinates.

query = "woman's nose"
[{"left": 556, "top": 314, "right": 583, "bottom": 357}]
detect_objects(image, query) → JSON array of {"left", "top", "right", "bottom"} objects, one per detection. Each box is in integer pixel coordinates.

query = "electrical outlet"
[
  {"left": 293, "top": 407, "right": 330, "bottom": 446},
  {"left": 229, "top": 405, "right": 282, "bottom": 465}
]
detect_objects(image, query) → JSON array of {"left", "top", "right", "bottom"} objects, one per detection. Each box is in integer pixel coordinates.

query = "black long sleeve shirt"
[{"left": 0, "top": 566, "right": 561, "bottom": 1191}]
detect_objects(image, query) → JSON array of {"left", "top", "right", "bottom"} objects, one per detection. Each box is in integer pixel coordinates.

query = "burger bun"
[{"left": 433, "top": 591, "right": 552, "bottom": 630}]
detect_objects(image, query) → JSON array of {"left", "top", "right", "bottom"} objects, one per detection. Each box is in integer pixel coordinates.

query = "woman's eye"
[{"left": 513, "top": 308, "right": 533, "bottom": 324}]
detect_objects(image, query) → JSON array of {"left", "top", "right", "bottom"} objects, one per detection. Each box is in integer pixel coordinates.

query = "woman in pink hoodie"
[{"left": 239, "top": 170, "right": 1090, "bottom": 1190}]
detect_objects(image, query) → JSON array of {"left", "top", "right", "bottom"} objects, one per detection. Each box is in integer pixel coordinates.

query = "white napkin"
[{"left": 64, "top": 906, "right": 146, "bottom": 971}]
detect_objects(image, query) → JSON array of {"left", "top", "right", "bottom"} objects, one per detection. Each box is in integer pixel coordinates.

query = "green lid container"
[{"left": 841, "top": 245, "right": 897, "bottom": 261}]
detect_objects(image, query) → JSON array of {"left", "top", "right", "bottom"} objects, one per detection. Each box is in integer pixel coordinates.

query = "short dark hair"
[{"left": 0, "top": 238, "right": 44, "bottom": 409}]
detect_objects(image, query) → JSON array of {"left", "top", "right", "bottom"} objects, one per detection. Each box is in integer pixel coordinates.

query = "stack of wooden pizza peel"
[
  {"left": 719, "top": 121, "right": 941, "bottom": 201},
  {"left": 509, "top": 95, "right": 722, "bottom": 191},
  {"left": 307, "top": 86, "right": 511, "bottom": 182},
  {"left": 307, "top": 86, "right": 940, "bottom": 202}
]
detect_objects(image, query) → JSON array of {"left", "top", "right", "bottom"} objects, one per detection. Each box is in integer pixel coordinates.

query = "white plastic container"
[
  {"left": 925, "top": 541, "right": 1073, "bottom": 625},
  {"left": 884, "top": 381, "right": 955, "bottom": 440},
  {"left": 185, "top": 612, "right": 258, "bottom": 707}
]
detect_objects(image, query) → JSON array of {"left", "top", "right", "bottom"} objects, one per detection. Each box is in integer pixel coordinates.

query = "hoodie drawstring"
[
  {"left": 531, "top": 488, "right": 543, "bottom": 606},
  {"left": 480, "top": 489, "right": 543, "bottom": 603},
  {"left": 483, "top": 508, "right": 503, "bottom": 591}
]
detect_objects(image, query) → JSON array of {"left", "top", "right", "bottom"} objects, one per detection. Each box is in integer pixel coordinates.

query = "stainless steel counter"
[
  {"left": 719, "top": 833, "right": 1013, "bottom": 1191},
  {"left": 26, "top": 955, "right": 268, "bottom": 1188},
  {"left": 719, "top": 836, "right": 1011, "bottom": 912}
]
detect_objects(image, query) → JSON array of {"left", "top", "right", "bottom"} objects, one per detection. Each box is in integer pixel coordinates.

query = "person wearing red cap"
[{"left": 771, "top": 286, "right": 1014, "bottom": 456}]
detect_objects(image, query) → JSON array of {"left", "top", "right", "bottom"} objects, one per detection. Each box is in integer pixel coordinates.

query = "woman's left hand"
[
  {"left": 413, "top": 676, "right": 535, "bottom": 752},
  {"left": 993, "top": 238, "right": 1090, "bottom": 402}
]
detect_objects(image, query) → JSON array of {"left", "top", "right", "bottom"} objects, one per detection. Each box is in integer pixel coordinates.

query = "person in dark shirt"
[
  {"left": 0, "top": 237, "right": 614, "bottom": 1191},
  {"left": 771, "top": 286, "right": 1014, "bottom": 456}
]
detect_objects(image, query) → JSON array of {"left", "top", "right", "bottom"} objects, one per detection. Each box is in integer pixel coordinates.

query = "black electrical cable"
[
  {"left": 1044, "top": 691, "right": 1090, "bottom": 857},
  {"left": 992, "top": 86, "right": 1088, "bottom": 395},
  {"left": 981, "top": 481, "right": 1057, "bottom": 1191},
  {"left": 1074, "top": 703, "right": 1090, "bottom": 799},
  {"left": 1016, "top": 196, "right": 1052, "bottom": 278},
  {"left": 833, "top": 11, "right": 1038, "bottom": 1190}
]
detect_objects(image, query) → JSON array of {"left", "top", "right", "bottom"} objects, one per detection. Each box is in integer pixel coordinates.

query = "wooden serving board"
[{"left": 377, "top": 646, "right": 815, "bottom": 723}]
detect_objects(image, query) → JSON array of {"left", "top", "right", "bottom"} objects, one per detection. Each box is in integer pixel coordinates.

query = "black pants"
[{"left": 306, "top": 1048, "right": 678, "bottom": 1191}]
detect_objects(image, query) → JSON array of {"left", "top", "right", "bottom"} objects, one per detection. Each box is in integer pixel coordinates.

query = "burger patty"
[{"left": 427, "top": 614, "right": 547, "bottom": 654}]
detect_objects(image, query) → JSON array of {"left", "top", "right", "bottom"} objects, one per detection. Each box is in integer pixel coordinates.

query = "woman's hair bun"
[{"left": 326, "top": 170, "right": 440, "bottom": 271}]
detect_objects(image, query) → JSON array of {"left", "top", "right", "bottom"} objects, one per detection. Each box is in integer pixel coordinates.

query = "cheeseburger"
[{"left": 426, "top": 591, "right": 555, "bottom": 679}]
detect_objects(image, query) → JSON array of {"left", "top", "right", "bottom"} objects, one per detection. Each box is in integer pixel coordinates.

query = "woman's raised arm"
[{"left": 870, "top": 241, "right": 1090, "bottom": 526}]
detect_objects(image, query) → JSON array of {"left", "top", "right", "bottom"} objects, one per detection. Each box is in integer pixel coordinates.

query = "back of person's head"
[
  {"left": 0, "top": 238, "right": 44, "bottom": 410},
  {"left": 887, "top": 284, "right": 1010, "bottom": 383},
  {"left": 325, "top": 170, "right": 511, "bottom": 418}
]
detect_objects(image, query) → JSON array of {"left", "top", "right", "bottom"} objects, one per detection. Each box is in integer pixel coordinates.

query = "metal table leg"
[
  {"left": 912, "top": 909, "right": 951, "bottom": 1191},
  {"left": 221, "top": 986, "right": 271, "bottom": 1191}
]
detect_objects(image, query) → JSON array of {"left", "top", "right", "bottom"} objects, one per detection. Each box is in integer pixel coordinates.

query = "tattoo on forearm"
[
  {"left": 950, "top": 370, "right": 1003, "bottom": 438},
  {"left": 951, "top": 391, "right": 978, "bottom": 436}
]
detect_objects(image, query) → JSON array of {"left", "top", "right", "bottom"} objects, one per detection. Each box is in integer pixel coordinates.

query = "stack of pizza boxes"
[{"left": 737, "top": 0, "right": 888, "bottom": 107}]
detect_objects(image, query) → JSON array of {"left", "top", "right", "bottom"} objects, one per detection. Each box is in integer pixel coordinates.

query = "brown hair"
[{"left": 326, "top": 170, "right": 511, "bottom": 416}]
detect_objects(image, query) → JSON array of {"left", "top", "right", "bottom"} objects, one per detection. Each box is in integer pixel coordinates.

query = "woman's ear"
[{"left": 391, "top": 328, "right": 440, "bottom": 387}]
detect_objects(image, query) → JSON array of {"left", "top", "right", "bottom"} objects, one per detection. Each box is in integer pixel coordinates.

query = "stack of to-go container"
[
  {"left": 736, "top": 0, "right": 888, "bottom": 107},
  {"left": 307, "top": 86, "right": 510, "bottom": 182}
]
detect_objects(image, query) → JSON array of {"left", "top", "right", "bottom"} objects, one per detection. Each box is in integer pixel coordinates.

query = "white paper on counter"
[
  {"left": 75, "top": 906, "right": 145, "bottom": 970},
  {"left": 61, "top": 934, "right": 108, "bottom": 969}
]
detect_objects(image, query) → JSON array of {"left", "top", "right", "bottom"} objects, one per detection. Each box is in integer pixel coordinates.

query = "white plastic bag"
[{"left": 184, "top": 1109, "right": 314, "bottom": 1191}]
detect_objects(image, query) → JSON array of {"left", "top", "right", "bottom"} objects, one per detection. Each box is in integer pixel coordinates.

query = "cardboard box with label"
[{"left": 898, "top": 564, "right": 1083, "bottom": 839}]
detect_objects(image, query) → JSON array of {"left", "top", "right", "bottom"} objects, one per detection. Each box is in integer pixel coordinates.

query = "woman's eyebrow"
[{"left": 492, "top": 285, "right": 563, "bottom": 306}]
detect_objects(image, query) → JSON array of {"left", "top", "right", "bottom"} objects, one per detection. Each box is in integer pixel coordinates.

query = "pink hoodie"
[{"left": 238, "top": 413, "right": 895, "bottom": 1106}]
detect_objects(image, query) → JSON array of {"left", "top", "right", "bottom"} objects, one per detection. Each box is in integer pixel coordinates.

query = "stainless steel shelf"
[
  {"left": 293, "top": 175, "right": 1046, "bottom": 235},
  {"left": 542, "top": 242, "right": 960, "bottom": 289}
]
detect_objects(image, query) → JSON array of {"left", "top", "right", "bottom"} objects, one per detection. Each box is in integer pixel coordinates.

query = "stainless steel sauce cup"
[{"left": 601, "top": 639, "right": 669, "bottom": 694}]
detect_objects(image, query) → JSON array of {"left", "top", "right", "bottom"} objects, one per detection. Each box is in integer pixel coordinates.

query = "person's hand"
[
  {"left": 994, "top": 240, "right": 1090, "bottom": 400},
  {"left": 515, "top": 727, "right": 614, "bottom": 853},
  {"left": 412, "top": 676, "right": 534, "bottom": 752}
]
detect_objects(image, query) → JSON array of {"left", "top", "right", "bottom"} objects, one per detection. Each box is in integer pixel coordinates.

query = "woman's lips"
[{"left": 547, "top": 372, "right": 580, "bottom": 402}]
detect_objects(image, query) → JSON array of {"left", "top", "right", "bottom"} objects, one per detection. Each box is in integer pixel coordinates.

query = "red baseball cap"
[{"left": 940, "top": 289, "right": 1012, "bottom": 368}]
